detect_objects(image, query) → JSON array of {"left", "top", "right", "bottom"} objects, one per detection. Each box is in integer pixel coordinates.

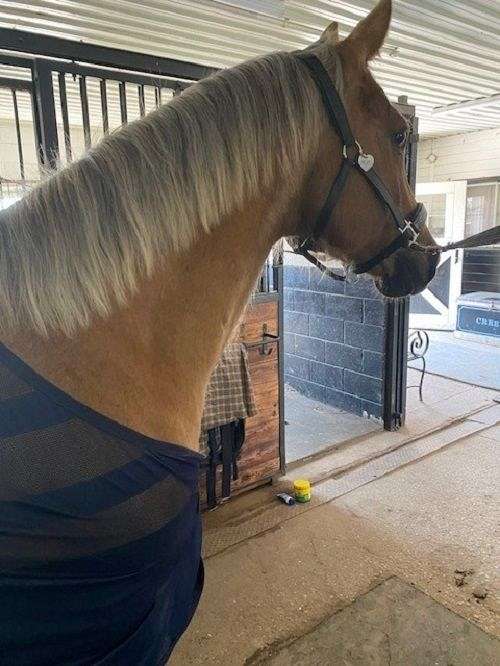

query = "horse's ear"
[
  {"left": 320, "top": 21, "right": 340, "bottom": 47},
  {"left": 343, "top": 0, "right": 392, "bottom": 62}
]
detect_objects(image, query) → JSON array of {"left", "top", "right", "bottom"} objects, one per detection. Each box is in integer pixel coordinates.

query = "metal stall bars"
[
  {"left": 48, "top": 62, "right": 185, "bottom": 165},
  {"left": 0, "top": 30, "right": 216, "bottom": 174},
  {"left": 0, "top": 57, "right": 186, "bottom": 196},
  {"left": 10, "top": 81, "right": 26, "bottom": 180},
  {"left": 0, "top": 59, "right": 39, "bottom": 207}
]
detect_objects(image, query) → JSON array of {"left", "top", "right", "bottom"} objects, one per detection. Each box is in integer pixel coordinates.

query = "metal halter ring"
[
  {"left": 401, "top": 220, "right": 420, "bottom": 245},
  {"left": 342, "top": 141, "right": 363, "bottom": 161}
]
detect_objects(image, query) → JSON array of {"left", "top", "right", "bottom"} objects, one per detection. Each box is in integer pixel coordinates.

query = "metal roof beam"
[
  {"left": 0, "top": 27, "right": 217, "bottom": 81},
  {"left": 433, "top": 93, "right": 500, "bottom": 116}
]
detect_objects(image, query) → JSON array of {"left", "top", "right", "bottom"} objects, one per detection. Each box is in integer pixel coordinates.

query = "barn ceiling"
[{"left": 0, "top": 0, "right": 499, "bottom": 137}]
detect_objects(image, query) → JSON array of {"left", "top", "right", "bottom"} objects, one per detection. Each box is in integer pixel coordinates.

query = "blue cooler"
[{"left": 456, "top": 292, "right": 500, "bottom": 342}]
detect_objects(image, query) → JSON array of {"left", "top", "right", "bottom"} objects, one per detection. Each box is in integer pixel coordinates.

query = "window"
[
  {"left": 419, "top": 193, "right": 446, "bottom": 237},
  {"left": 465, "top": 181, "right": 500, "bottom": 238}
]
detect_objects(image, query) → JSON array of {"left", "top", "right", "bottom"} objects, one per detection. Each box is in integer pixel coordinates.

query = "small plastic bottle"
[{"left": 293, "top": 479, "right": 311, "bottom": 503}]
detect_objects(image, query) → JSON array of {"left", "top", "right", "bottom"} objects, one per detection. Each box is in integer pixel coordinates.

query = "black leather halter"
[
  {"left": 293, "top": 52, "right": 428, "bottom": 282},
  {"left": 292, "top": 52, "right": 500, "bottom": 282}
]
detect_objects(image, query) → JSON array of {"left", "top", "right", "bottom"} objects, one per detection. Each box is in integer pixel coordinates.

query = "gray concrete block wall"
[{"left": 284, "top": 265, "right": 386, "bottom": 419}]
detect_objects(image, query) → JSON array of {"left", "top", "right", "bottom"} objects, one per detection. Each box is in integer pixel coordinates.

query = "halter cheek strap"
[{"left": 293, "top": 52, "right": 500, "bottom": 282}]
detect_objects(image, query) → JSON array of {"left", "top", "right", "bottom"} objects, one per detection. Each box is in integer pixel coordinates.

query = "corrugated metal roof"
[{"left": 0, "top": 0, "right": 499, "bottom": 136}]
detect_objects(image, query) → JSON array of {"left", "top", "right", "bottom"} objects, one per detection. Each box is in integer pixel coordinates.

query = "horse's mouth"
[
  {"left": 375, "top": 251, "right": 438, "bottom": 299},
  {"left": 375, "top": 278, "right": 426, "bottom": 299}
]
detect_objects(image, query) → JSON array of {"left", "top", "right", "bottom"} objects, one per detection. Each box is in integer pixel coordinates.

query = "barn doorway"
[{"left": 409, "top": 180, "right": 500, "bottom": 392}]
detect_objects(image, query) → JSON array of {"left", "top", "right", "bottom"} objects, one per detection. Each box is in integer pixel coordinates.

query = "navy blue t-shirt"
[{"left": 0, "top": 343, "right": 204, "bottom": 665}]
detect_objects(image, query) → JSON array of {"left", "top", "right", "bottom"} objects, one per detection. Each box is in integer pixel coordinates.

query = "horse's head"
[{"left": 297, "top": 0, "right": 438, "bottom": 297}]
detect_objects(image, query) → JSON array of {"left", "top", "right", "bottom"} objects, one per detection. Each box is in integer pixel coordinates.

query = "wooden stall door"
[
  {"left": 234, "top": 298, "right": 280, "bottom": 492},
  {"left": 199, "top": 297, "right": 281, "bottom": 506}
]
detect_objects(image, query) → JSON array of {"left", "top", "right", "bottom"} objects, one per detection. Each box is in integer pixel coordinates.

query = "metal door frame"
[
  {"left": 383, "top": 99, "right": 419, "bottom": 431},
  {"left": 410, "top": 180, "right": 467, "bottom": 331}
]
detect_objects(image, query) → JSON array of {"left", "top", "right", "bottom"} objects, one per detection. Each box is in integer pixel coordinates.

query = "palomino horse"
[{"left": 0, "top": 0, "right": 437, "bottom": 663}]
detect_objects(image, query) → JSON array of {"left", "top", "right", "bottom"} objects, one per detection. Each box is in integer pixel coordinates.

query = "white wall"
[
  {"left": 417, "top": 127, "right": 500, "bottom": 184},
  {"left": 0, "top": 119, "right": 40, "bottom": 183},
  {"left": 0, "top": 119, "right": 103, "bottom": 185}
]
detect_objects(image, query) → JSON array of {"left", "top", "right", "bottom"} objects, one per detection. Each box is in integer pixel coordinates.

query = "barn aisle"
[{"left": 414, "top": 330, "right": 500, "bottom": 391}]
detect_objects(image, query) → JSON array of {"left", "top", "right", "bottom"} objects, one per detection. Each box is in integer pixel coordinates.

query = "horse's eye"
[{"left": 393, "top": 129, "right": 408, "bottom": 148}]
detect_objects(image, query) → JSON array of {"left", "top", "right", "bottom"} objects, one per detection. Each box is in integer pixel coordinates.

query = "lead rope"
[{"left": 412, "top": 225, "right": 500, "bottom": 256}]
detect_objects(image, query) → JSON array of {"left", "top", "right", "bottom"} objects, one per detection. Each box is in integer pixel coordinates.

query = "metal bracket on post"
[{"left": 32, "top": 59, "right": 59, "bottom": 170}]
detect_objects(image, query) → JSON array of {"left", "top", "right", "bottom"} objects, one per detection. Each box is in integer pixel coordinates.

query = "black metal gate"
[{"left": 0, "top": 30, "right": 216, "bottom": 192}]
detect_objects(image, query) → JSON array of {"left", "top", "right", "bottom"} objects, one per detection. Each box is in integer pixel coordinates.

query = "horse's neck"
[{"left": 4, "top": 197, "right": 287, "bottom": 450}]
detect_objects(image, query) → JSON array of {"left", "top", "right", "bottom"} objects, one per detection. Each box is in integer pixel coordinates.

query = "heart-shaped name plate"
[{"left": 358, "top": 153, "right": 374, "bottom": 172}]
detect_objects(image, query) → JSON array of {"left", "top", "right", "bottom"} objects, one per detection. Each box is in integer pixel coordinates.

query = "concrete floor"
[
  {"left": 285, "top": 385, "right": 380, "bottom": 464},
  {"left": 171, "top": 374, "right": 499, "bottom": 666},
  {"left": 413, "top": 329, "right": 500, "bottom": 391},
  {"left": 262, "top": 578, "right": 500, "bottom": 665}
]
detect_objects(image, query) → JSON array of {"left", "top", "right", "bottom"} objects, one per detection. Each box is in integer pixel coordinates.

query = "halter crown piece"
[{"left": 293, "top": 53, "right": 500, "bottom": 282}]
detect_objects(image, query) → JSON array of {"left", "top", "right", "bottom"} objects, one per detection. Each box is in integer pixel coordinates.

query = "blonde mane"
[{"left": 0, "top": 47, "right": 341, "bottom": 336}]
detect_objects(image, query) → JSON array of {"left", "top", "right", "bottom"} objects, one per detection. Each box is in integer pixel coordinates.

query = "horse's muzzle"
[{"left": 375, "top": 244, "right": 439, "bottom": 298}]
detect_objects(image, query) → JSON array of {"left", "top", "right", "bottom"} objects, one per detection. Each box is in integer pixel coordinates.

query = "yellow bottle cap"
[{"left": 293, "top": 479, "right": 311, "bottom": 492}]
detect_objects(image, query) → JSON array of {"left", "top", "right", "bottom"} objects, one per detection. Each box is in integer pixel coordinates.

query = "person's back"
[{"left": 0, "top": 343, "right": 204, "bottom": 665}]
